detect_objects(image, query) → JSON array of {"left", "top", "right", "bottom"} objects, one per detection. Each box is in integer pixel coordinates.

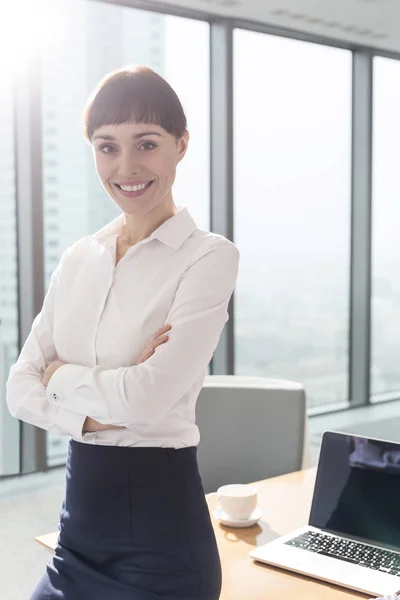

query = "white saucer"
[{"left": 213, "top": 507, "right": 263, "bottom": 528}]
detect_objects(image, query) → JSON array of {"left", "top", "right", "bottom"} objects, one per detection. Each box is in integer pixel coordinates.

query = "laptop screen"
[{"left": 309, "top": 431, "right": 400, "bottom": 550}]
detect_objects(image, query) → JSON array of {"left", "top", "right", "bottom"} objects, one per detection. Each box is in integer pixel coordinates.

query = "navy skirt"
[{"left": 30, "top": 440, "right": 222, "bottom": 600}]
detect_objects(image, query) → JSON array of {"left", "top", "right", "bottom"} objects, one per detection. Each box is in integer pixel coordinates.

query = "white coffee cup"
[{"left": 217, "top": 484, "right": 258, "bottom": 520}]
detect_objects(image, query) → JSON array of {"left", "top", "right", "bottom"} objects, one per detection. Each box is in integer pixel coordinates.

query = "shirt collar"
[{"left": 92, "top": 205, "right": 198, "bottom": 251}]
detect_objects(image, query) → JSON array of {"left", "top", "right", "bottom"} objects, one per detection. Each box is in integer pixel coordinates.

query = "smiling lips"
[{"left": 114, "top": 180, "right": 154, "bottom": 197}]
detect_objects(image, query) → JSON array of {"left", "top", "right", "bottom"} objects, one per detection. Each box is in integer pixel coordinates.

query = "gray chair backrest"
[{"left": 195, "top": 375, "right": 307, "bottom": 493}]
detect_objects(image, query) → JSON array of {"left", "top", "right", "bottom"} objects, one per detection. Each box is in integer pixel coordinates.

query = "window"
[
  {"left": 42, "top": 0, "right": 210, "bottom": 466},
  {"left": 371, "top": 57, "right": 400, "bottom": 402},
  {"left": 233, "top": 30, "right": 352, "bottom": 410},
  {"left": 0, "top": 69, "right": 19, "bottom": 475}
]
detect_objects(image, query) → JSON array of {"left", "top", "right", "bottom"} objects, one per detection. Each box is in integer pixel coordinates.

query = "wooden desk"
[{"left": 36, "top": 468, "right": 370, "bottom": 599}]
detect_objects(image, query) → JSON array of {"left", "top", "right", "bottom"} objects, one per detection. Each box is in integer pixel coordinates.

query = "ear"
[{"left": 176, "top": 130, "right": 189, "bottom": 164}]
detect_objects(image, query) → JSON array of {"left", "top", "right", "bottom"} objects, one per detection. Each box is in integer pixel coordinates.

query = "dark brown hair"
[{"left": 83, "top": 65, "right": 187, "bottom": 143}]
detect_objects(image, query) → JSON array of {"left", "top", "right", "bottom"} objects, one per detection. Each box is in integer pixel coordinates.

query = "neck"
[{"left": 120, "top": 198, "right": 177, "bottom": 246}]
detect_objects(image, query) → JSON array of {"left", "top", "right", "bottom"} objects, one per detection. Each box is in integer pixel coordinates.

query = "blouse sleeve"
[{"left": 6, "top": 249, "right": 88, "bottom": 439}]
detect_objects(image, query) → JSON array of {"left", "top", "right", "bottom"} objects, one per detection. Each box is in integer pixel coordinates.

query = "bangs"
[{"left": 83, "top": 67, "right": 187, "bottom": 142}]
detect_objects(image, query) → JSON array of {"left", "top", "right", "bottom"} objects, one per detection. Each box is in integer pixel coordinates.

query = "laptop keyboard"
[{"left": 285, "top": 530, "right": 400, "bottom": 575}]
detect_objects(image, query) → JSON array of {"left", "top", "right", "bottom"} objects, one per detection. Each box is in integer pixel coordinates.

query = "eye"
[
  {"left": 139, "top": 141, "right": 157, "bottom": 151},
  {"left": 98, "top": 144, "right": 116, "bottom": 154}
]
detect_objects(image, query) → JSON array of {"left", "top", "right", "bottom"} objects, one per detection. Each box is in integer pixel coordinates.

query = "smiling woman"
[
  {"left": 18, "top": 62, "right": 234, "bottom": 600},
  {"left": 3, "top": 1, "right": 223, "bottom": 595}
]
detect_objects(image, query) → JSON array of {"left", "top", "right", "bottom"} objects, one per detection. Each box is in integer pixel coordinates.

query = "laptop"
[{"left": 249, "top": 430, "right": 400, "bottom": 597}]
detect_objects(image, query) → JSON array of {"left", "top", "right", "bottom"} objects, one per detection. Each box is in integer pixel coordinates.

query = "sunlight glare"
[{"left": 0, "top": 0, "right": 65, "bottom": 76}]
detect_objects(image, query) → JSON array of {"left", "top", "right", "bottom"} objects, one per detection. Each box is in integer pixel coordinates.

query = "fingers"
[
  {"left": 137, "top": 333, "right": 170, "bottom": 364},
  {"left": 149, "top": 324, "right": 172, "bottom": 350},
  {"left": 137, "top": 325, "right": 172, "bottom": 365},
  {"left": 144, "top": 334, "right": 169, "bottom": 359},
  {"left": 152, "top": 324, "right": 172, "bottom": 341},
  {"left": 154, "top": 334, "right": 169, "bottom": 347}
]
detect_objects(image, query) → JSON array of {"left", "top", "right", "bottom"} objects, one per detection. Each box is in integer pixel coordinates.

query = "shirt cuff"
[
  {"left": 52, "top": 406, "right": 87, "bottom": 441},
  {"left": 47, "top": 363, "right": 91, "bottom": 408}
]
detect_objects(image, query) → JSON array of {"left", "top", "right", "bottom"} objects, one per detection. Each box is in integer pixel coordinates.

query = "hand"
[
  {"left": 42, "top": 359, "right": 67, "bottom": 387},
  {"left": 83, "top": 416, "right": 125, "bottom": 433},
  {"left": 136, "top": 324, "right": 172, "bottom": 365}
]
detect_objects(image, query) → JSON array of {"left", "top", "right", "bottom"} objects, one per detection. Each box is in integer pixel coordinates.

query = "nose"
[{"left": 118, "top": 150, "right": 142, "bottom": 178}]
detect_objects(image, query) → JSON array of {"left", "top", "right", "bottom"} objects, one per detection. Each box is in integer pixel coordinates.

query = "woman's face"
[{"left": 92, "top": 121, "right": 188, "bottom": 217}]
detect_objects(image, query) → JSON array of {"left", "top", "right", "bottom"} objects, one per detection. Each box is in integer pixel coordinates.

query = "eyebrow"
[{"left": 92, "top": 131, "right": 163, "bottom": 141}]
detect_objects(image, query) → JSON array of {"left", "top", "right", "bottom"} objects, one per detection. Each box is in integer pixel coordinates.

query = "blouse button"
[{"left": 53, "top": 393, "right": 59, "bottom": 401}]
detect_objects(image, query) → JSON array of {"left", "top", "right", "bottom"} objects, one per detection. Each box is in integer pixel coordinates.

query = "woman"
[{"left": 6, "top": 65, "right": 240, "bottom": 600}]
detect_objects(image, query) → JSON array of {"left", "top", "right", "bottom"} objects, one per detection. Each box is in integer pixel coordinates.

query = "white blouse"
[{"left": 6, "top": 205, "right": 240, "bottom": 448}]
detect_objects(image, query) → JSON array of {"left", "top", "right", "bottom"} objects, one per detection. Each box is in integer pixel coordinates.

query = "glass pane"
[
  {"left": 371, "top": 57, "right": 400, "bottom": 403},
  {"left": 233, "top": 30, "right": 352, "bottom": 410},
  {"left": 41, "top": 0, "right": 210, "bottom": 466},
  {"left": 0, "top": 69, "right": 19, "bottom": 475}
]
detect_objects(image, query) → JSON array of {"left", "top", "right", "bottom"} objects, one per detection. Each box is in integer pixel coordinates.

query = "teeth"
[{"left": 119, "top": 182, "right": 148, "bottom": 192}]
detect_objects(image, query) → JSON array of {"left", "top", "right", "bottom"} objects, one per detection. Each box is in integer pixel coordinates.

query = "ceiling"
[{"left": 154, "top": 0, "right": 400, "bottom": 54}]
